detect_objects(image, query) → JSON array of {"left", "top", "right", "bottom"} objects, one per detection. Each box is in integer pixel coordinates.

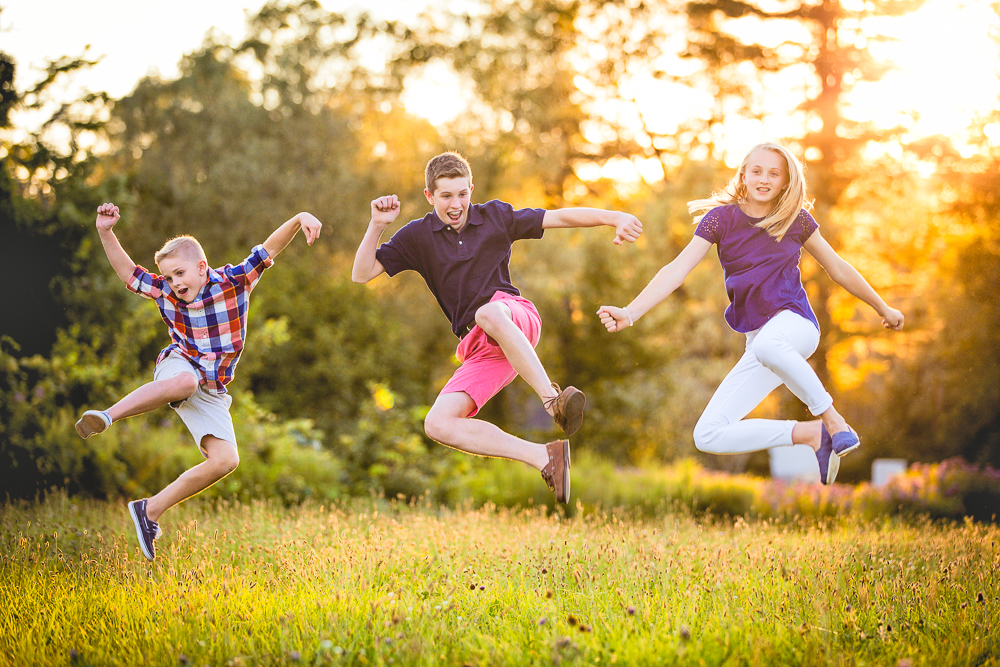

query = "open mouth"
[{"left": 447, "top": 210, "right": 463, "bottom": 221}]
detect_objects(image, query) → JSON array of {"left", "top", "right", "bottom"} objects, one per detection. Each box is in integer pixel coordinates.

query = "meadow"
[{"left": 2, "top": 493, "right": 997, "bottom": 667}]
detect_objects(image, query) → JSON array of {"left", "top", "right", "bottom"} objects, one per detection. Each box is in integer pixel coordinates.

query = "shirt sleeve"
[
  {"left": 126, "top": 265, "right": 166, "bottom": 300},
  {"left": 224, "top": 245, "right": 274, "bottom": 291},
  {"left": 503, "top": 201, "right": 546, "bottom": 242},
  {"left": 375, "top": 222, "right": 420, "bottom": 277},
  {"left": 694, "top": 207, "right": 723, "bottom": 245},
  {"left": 795, "top": 209, "right": 819, "bottom": 242}
]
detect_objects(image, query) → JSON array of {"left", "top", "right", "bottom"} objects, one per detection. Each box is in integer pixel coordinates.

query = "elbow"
[{"left": 351, "top": 271, "right": 369, "bottom": 284}]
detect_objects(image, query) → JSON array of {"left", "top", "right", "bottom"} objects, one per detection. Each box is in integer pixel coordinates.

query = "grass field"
[{"left": 2, "top": 494, "right": 997, "bottom": 666}]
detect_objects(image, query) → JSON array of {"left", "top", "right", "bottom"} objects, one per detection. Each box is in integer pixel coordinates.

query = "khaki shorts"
[{"left": 154, "top": 352, "right": 237, "bottom": 456}]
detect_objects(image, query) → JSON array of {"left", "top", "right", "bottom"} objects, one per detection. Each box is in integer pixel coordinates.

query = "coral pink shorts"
[{"left": 440, "top": 291, "right": 542, "bottom": 417}]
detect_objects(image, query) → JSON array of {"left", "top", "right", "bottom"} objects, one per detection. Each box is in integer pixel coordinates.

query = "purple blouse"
[
  {"left": 375, "top": 199, "right": 546, "bottom": 337},
  {"left": 694, "top": 204, "right": 819, "bottom": 333}
]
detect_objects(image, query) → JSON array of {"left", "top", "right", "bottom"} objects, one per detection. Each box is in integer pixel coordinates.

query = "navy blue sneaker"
[
  {"left": 832, "top": 427, "right": 860, "bottom": 457},
  {"left": 816, "top": 425, "right": 840, "bottom": 485},
  {"left": 128, "top": 499, "right": 162, "bottom": 561}
]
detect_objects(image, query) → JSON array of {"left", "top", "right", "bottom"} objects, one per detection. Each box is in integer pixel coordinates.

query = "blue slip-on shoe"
[
  {"left": 832, "top": 428, "right": 860, "bottom": 457},
  {"left": 128, "top": 499, "right": 162, "bottom": 561},
  {"left": 75, "top": 410, "right": 112, "bottom": 439},
  {"left": 816, "top": 424, "right": 840, "bottom": 485}
]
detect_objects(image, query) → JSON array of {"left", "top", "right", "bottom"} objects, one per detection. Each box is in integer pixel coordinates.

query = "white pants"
[{"left": 693, "top": 310, "right": 833, "bottom": 455}]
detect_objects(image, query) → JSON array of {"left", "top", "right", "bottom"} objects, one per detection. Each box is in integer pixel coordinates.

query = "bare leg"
[
  {"left": 145, "top": 435, "right": 239, "bottom": 522},
  {"left": 793, "top": 405, "right": 853, "bottom": 453},
  {"left": 424, "top": 392, "right": 550, "bottom": 470},
  {"left": 108, "top": 373, "right": 199, "bottom": 422},
  {"left": 474, "top": 301, "right": 559, "bottom": 411}
]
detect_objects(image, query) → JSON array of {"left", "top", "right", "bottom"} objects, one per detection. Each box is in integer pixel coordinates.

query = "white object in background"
[
  {"left": 769, "top": 445, "right": 819, "bottom": 482},
  {"left": 872, "top": 459, "right": 908, "bottom": 487}
]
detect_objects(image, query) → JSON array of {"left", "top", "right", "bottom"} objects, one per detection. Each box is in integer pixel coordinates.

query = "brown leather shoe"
[
  {"left": 543, "top": 383, "right": 586, "bottom": 436},
  {"left": 540, "top": 439, "right": 571, "bottom": 503}
]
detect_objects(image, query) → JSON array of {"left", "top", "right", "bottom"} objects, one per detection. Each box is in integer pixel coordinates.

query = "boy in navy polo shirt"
[{"left": 353, "top": 152, "right": 642, "bottom": 503}]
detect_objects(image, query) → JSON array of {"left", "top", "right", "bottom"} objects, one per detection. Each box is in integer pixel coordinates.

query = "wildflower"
[
  {"left": 538, "top": 617, "right": 548, "bottom": 626},
  {"left": 679, "top": 626, "right": 691, "bottom": 641},
  {"left": 579, "top": 624, "right": 592, "bottom": 633},
  {"left": 627, "top": 606, "right": 636, "bottom": 616},
  {"left": 567, "top": 615, "right": 578, "bottom": 626},
  {"left": 178, "top": 655, "right": 189, "bottom": 665},
  {"left": 289, "top": 651, "right": 301, "bottom": 661},
  {"left": 978, "top": 592, "right": 986, "bottom": 603}
]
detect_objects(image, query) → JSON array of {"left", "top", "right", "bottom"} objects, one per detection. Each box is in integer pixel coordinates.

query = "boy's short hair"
[
  {"left": 425, "top": 152, "right": 473, "bottom": 193},
  {"left": 155, "top": 235, "right": 207, "bottom": 265}
]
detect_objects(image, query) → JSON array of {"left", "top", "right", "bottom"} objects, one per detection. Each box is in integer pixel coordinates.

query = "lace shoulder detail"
[{"left": 694, "top": 206, "right": 725, "bottom": 244}]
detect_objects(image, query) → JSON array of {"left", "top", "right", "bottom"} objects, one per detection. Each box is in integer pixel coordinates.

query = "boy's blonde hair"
[
  {"left": 154, "top": 235, "right": 207, "bottom": 265},
  {"left": 425, "top": 152, "right": 472, "bottom": 193},
  {"left": 688, "top": 142, "right": 811, "bottom": 241}
]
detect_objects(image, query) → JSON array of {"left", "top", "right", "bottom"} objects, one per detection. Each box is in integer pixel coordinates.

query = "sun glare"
[{"left": 853, "top": 0, "right": 1000, "bottom": 143}]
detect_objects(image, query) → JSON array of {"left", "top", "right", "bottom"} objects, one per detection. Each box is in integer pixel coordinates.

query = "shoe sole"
[
  {"left": 128, "top": 501, "right": 155, "bottom": 561},
  {"left": 75, "top": 412, "right": 108, "bottom": 439},
  {"left": 834, "top": 442, "right": 860, "bottom": 457},
  {"left": 559, "top": 389, "right": 587, "bottom": 437},
  {"left": 824, "top": 449, "right": 841, "bottom": 485},
  {"left": 558, "top": 439, "right": 571, "bottom": 503}
]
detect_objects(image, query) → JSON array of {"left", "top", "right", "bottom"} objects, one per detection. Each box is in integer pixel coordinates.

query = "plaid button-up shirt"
[{"left": 127, "top": 245, "right": 273, "bottom": 394}]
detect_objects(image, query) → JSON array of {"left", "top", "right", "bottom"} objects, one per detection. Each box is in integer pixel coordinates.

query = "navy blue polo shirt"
[{"left": 375, "top": 199, "right": 546, "bottom": 338}]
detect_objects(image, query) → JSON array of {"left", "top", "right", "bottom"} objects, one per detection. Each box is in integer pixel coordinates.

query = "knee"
[
  {"left": 692, "top": 416, "right": 722, "bottom": 454},
  {"left": 750, "top": 335, "right": 786, "bottom": 370},
  {"left": 474, "top": 302, "right": 507, "bottom": 333},
  {"left": 170, "top": 372, "right": 199, "bottom": 399},
  {"left": 423, "top": 410, "right": 449, "bottom": 443},
  {"left": 209, "top": 447, "right": 239, "bottom": 476}
]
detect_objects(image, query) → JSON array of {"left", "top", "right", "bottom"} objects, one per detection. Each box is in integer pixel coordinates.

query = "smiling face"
[
  {"left": 156, "top": 254, "right": 208, "bottom": 302},
  {"left": 425, "top": 176, "right": 474, "bottom": 231},
  {"left": 741, "top": 148, "right": 789, "bottom": 215}
]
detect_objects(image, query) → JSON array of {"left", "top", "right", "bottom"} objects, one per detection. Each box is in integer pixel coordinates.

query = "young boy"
[
  {"left": 352, "top": 152, "right": 642, "bottom": 503},
  {"left": 75, "top": 202, "right": 322, "bottom": 561}
]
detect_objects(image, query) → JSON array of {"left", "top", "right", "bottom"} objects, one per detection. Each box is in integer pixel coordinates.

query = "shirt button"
[{"left": 459, "top": 241, "right": 463, "bottom": 245}]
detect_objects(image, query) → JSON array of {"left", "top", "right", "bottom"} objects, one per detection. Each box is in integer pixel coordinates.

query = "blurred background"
[{"left": 2, "top": 0, "right": 998, "bottom": 504}]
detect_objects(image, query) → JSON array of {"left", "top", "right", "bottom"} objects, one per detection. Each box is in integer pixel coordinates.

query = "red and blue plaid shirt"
[{"left": 127, "top": 245, "right": 273, "bottom": 394}]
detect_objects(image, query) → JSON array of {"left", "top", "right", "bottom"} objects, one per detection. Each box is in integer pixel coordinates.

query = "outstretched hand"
[
  {"left": 371, "top": 195, "right": 401, "bottom": 227},
  {"left": 597, "top": 305, "right": 632, "bottom": 332},
  {"left": 96, "top": 203, "right": 120, "bottom": 231},
  {"left": 612, "top": 212, "right": 642, "bottom": 246},
  {"left": 881, "top": 307, "right": 904, "bottom": 331},
  {"left": 299, "top": 213, "right": 322, "bottom": 246}
]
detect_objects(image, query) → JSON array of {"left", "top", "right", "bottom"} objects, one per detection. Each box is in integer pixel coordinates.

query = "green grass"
[{"left": 2, "top": 494, "right": 998, "bottom": 666}]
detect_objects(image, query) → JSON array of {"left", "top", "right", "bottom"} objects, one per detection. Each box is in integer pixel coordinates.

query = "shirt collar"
[{"left": 430, "top": 205, "right": 484, "bottom": 232}]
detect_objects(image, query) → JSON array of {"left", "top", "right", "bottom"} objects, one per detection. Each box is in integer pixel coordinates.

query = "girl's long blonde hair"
[{"left": 688, "top": 142, "right": 812, "bottom": 241}]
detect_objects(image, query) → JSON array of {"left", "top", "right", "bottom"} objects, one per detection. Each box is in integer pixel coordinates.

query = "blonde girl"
[{"left": 597, "top": 142, "right": 904, "bottom": 484}]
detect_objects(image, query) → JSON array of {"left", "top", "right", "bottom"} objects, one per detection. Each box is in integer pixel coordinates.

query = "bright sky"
[{"left": 2, "top": 0, "right": 999, "bottom": 168}]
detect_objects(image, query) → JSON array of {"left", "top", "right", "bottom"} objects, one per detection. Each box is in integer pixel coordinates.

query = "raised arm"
[
  {"left": 597, "top": 236, "right": 713, "bottom": 332},
  {"left": 804, "top": 231, "right": 904, "bottom": 331},
  {"left": 542, "top": 208, "right": 643, "bottom": 246},
  {"left": 352, "top": 195, "right": 400, "bottom": 284},
  {"left": 95, "top": 203, "right": 139, "bottom": 284},
  {"left": 262, "top": 212, "right": 323, "bottom": 259}
]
